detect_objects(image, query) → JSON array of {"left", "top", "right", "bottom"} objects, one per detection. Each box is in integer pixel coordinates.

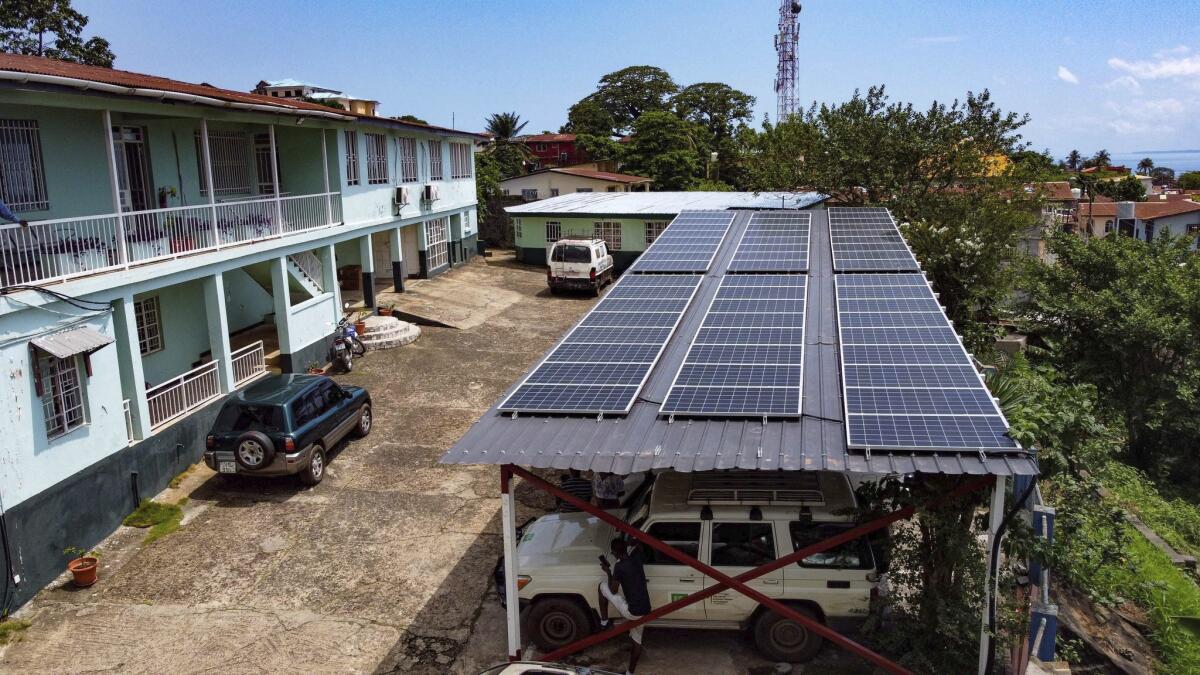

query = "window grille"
[
  {"left": 428, "top": 140, "right": 444, "bottom": 181},
  {"left": 594, "top": 221, "right": 622, "bottom": 250},
  {"left": 0, "top": 119, "right": 49, "bottom": 211},
  {"left": 39, "top": 353, "right": 85, "bottom": 438},
  {"left": 365, "top": 133, "right": 389, "bottom": 184},
  {"left": 344, "top": 130, "right": 360, "bottom": 185},
  {"left": 398, "top": 137, "right": 418, "bottom": 183}
]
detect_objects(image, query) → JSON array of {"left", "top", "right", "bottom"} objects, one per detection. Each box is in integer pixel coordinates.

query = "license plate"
[
  {"left": 333, "top": 342, "right": 346, "bottom": 352},
  {"left": 219, "top": 461, "right": 237, "bottom": 474}
]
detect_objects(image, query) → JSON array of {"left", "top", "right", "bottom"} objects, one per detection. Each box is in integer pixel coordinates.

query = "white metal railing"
[
  {"left": 231, "top": 340, "right": 267, "bottom": 387},
  {"left": 146, "top": 360, "right": 221, "bottom": 430},
  {"left": 123, "top": 398, "right": 134, "bottom": 445},
  {"left": 288, "top": 251, "right": 323, "bottom": 292},
  {"left": 0, "top": 191, "right": 344, "bottom": 288}
]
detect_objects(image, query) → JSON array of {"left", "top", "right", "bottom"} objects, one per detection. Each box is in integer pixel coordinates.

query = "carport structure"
[{"left": 441, "top": 208, "right": 1039, "bottom": 675}]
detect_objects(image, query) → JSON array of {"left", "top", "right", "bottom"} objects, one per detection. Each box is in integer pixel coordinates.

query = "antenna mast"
[{"left": 774, "top": 1, "right": 801, "bottom": 122}]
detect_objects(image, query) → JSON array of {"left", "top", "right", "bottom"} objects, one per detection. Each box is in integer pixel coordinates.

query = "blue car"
[{"left": 204, "top": 374, "right": 372, "bottom": 485}]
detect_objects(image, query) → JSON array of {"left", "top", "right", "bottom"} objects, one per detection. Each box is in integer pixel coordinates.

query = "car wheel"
[
  {"left": 753, "top": 606, "right": 824, "bottom": 663},
  {"left": 353, "top": 404, "right": 372, "bottom": 437},
  {"left": 299, "top": 445, "right": 325, "bottom": 486},
  {"left": 234, "top": 431, "right": 275, "bottom": 471},
  {"left": 526, "top": 597, "right": 591, "bottom": 651}
]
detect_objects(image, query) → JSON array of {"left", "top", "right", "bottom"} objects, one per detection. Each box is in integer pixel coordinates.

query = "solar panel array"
[
  {"left": 727, "top": 212, "right": 811, "bottom": 273},
  {"left": 835, "top": 273, "right": 1019, "bottom": 450},
  {"left": 828, "top": 208, "right": 920, "bottom": 272},
  {"left": 661, "top": 275, "right": 807, "bottom": 416},
  {"left": 627, "top": 210, "right": 735, "bottom": 273},
  {"left": 499, "top": 274, "right": 701, "bottom": 414}
]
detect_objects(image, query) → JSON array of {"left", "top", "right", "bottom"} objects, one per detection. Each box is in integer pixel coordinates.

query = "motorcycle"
[{"left": 332, "top": 309, "right": 367, "bottom": 372}]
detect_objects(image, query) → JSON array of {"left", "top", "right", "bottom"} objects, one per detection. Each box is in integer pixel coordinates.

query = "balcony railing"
[
  {"left": 146, "top": 361, "right": 221, "bottom": 430},
  {"left": 0, "top": 191, "right": 342, "bottom": 288},
  {"left": 123, "top": 398, "right": 134, "bottom": 445},
  {"left": 231, "top": 340, "right": 268, "bottom": 387}
]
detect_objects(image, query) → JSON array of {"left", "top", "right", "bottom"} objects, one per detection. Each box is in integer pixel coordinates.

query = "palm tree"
[
  {"left": 483, "top": 112, "right": 535, "bottom": 178},
  {"left": 1092, "top": 149, "right": 1112, "bottom": 168},
  {"left": 1137, "top": 157, "right": 1154, "bottom": 175},
  {"left": 1066, "top": 149, "right": 1082, "bottom": 172},
  {"left": 1072, "top": 173, "right": 1098, "bottom": 236}
]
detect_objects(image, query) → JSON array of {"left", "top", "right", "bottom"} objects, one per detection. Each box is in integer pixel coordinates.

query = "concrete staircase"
[
  {"left": 243, "top": 254, "right": 324, "bottom": 301},
  {"left": 358, "top": 315, "right": 420, "bottom": 351}
]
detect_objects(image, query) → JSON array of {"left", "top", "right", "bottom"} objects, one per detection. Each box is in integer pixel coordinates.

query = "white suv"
[
  {"left": 546, "top": 238, "right": 614, "bottom": 295},
  {"left": 501, "top": 471, "right": 881, "bottom": 662}
]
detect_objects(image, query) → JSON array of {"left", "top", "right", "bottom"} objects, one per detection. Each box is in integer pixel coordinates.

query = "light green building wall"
[{"left": 512, "top": 214, "right": 674, "bottom": 252}]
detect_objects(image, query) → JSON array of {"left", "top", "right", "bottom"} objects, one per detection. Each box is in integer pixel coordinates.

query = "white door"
[
  {"left": 424, "top": 217, "right": 449, "bottom": 272},
  {"left": 401, "top": 225, "right": 419, "bottom": 277},
  {"left": 703, "top": 521, "right": 784, "bottom": 622},
  {"left": 372, "top": 231, "right": 392, "bottom": 279},
  {"left": 637, "top": 521, "right": 706, "bottom": 621}
]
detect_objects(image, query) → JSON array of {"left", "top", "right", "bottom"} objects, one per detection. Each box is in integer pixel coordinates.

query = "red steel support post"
[{"left": 510, "top": 465, "right": 991, "bottom": 675}]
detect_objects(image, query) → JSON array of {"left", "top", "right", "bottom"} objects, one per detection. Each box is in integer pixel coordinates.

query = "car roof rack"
[{"left": 686, "top": 471, "right": 825, "bottom": 506}]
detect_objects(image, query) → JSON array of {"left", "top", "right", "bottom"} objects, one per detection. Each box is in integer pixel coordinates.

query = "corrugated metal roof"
[
  {"left": 441, "top": 210, "right": 1038, "bottom": 476},
  {"left": 31, "top": 326, "right": 113, "bottom": 359},
  {"left": 505, "top": 191, "right": 828, "bottom": 216}
]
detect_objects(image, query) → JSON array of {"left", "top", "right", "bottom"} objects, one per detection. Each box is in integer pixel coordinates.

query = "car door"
[
  {"left": 324, "top": 384, "right": 358, "bottom": 445},
  {"left": 638, "top": 520, "right": 706, "bottom": 621},
  {"left": 781, "top": 521, "right": 876, "bottom": 620},
  {"left": 288, "top": 389, "right": 324, "bottom": 452},
  {"left": 703, "top": 521, "right": 784, "bottom": 623}
]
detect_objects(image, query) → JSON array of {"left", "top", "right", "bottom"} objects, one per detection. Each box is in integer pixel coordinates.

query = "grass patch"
[
  {"left": 168, "top": 465, "right": 195, "bottom": 489},
  {"left": 122, "top": 498, "right": 187, "bottom": 545},
  {"left": 1099, "top": 462, "right": 1200, "bottom": 559},
  {"left": 0, "top": 619, "right": 30, "bottom": 645}
]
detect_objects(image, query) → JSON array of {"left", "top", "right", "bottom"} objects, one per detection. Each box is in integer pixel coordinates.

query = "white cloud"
[
  {"left": 1104, "top": 97, "right": 1186, "bottom": 135},
  {"left": 1108, "top": 54, "right": 1200, "bottom": 80},
  {"left": 912, "top": 36, "right": 962, "bottom": 45},
  {"left": 1057, "top": 66, "right": 1079, "bottom": 84},
  {"left": 1154, "top": 45, "right": 1191, "bottom": 58},
  {"left": 1103, "top": 75, "right": 1142, "bottom": 93}
]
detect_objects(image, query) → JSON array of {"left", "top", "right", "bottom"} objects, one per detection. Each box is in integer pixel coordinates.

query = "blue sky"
[{"left": 77, "top": 0, "right": 1200, "bottom": 159}]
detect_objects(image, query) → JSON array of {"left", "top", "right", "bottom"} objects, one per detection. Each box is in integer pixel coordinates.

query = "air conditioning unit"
[
  {"left": 392, "top": 186, "right": 410, "bottom": 215},
  {"left": 422, "top": 184, "right": 440, "bottom": 202}
]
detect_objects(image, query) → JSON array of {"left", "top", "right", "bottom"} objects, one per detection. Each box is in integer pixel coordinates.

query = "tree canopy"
[
  {"left": 1094, "top": 175, "right": 1147, "bottom": 201},
  {"left": 0, "top": 0, "right": 114, "bottom": 67},
  {"left": 621, "top": 111, "right": 700, "bottom": 190},
  {"left": 482, "top": 112, "right": 534, "bottom": 179},
  {"left": 587, "top": 65, "right": 678, "bottom": 135},
  {"left": 1180, "top": 171, "right": 1200, "bottom": 190},
  {"left": 560, "top": 98, "right": 615, "bottom": 137}
]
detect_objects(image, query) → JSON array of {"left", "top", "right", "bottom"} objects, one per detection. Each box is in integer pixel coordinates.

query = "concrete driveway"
[{"left": 0, "top": 253, "right": 870, "bottom": 675}]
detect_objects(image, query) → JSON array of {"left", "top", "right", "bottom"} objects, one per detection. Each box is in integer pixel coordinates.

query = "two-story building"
[
  {"left": 252, "top": 78, "right": 379, "bottom": 116},
  {"left": 1078, "top": 199, "right": 1200, "bottom": 245},
  {"left": 0, "top": 54, "right": 483, "bottom": 608},
  {"left": 518, "top": 132, "right": 587, "bottom": 170}
]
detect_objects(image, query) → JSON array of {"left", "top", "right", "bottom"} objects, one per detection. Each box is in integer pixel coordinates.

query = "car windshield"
[
  {"left": 558, "top": 245, "right": 590, "bottom": 263},
  {"left": 213, "top": 402, "right": 284, "bottom": 433}
]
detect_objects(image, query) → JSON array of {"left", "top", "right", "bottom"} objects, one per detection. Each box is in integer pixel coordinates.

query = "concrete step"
[{"left": 358, "top": 315, "right": 420, "bottom": 351}]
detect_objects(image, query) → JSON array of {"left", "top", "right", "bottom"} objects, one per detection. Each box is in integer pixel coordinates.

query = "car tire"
[
  {"left": 526, "top": 597, "right": 591, "bottom": 651},
  {"left": 299, "top": 445, "right": 325, "bottom": 486},
  {"left": 753, "top": 605, "right": 824, "bottom": 663},
  {"left": 353, "top": 404, "right": 372, "bottom": 438},
  {"left": 233, "top": 431, "right": 275, "bottom": 471}
]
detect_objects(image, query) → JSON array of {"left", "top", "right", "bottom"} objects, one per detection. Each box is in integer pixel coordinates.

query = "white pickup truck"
[
  {"left": 498, "top": 471, "right": 882, "bottom": 662},
  {"left": 546, "top": 238, "right": 614, "bottom": 295}
]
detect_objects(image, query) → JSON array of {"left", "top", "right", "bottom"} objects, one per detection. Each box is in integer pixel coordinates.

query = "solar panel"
[
  {"left": 499, "top": 273, "right": 702, "bottom": 414},
  {"left": 727, "top": 212, "right": 811, "bottom": 272},
  {"left": 628, "top": 210, "right": 735, "bottom": 273},
  {"left": 662, "top": 275, "right": 807, "bottom": 417},
  {"left": 828, "top": 207, "right": 920, "bottom": 272},
  {"left": 835, "top": 273, "right": 1019, "bottom": 451}
]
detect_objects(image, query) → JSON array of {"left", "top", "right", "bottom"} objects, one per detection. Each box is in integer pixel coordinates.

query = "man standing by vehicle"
[
  {"left": 594, "top": 472, "right": 624, "bottom": 509},
  {"left": 597, "top": 538, "right": 650, "bottom": 675},
  {"left": 558, "top": 469, "right": 593, "bottom": 512}
]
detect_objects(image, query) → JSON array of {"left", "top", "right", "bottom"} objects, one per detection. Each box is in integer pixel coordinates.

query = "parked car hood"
[{"left": 517, "top": 513, "right": 615, "bottom": 571}]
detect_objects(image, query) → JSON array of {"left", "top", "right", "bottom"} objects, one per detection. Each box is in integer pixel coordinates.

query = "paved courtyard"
[{"left": 0, "top": 254, "right": 869, "bottom": 674}]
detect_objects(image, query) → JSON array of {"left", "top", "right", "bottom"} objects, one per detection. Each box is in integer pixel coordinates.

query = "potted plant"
[
  {"left": 157, "top": 185, "right": 178, "bottom": 209},
  {"left": 378, "top": 304, "right": 393, "bottom": 317},
  {"left": 355, "top": 319, "right": 368, "bottom": 336},
  {"left": 171, "top": 216, "right": 211, "bottom": 253},
  {"left": 126, "top": 221, "right": 167, "bottom": 262},
  {"left": 64, "top": 547, "right": 99, "bottom": 587},
  {"left": 305, "top": 361, "right": 324, "bottom": 375}
]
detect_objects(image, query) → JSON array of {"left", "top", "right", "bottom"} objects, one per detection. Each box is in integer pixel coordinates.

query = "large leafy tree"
[
  {"left": 0, "top": 0, "right": 114, "bottom": 67},
  {"left": 588, "top": 65, "right": 678, "bottom": 135},
  {"left": 620, "top": 111, "right": 701, "bottom": 190},
  {"left": 482, "top": 112, "right": 534, "bottom": 179},
  {"left": 1094, "top": 174, "right": 1146, "bottom": 201},
  {"left": 671, "top": 82, "right": 755, "bottom": 185},
  {"left": 560, "top": 98, "right": 615, "bottom": 137},
  {"left": 1086, "top": 148, "right": 1112, "bottom": 168},
  {"left": 1022, "top": 231, "right": 1200, "bottom": 481},
  {"left": 1180, "top": 171, "right": 1200, "bottom": 190}
]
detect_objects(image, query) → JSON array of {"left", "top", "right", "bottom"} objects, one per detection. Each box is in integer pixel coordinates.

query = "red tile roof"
[
  {"left": 1079, "top": 200, "right": 1200, "bottom": 219},
  {"left": 521, "top": 133, "right": 576, "bottom": 143},
  {"left": 1038, "top": 181, "right": 1076, "bottom": 201},
  {"left": 550, "top": 166, "right": 652, "bottom": 183},
  {"left": 0, "top": 53, "right": 485, "bottom": 138}
]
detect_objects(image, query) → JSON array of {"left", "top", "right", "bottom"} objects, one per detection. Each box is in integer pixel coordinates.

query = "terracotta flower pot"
[
  {"left": 355, "top": 321, "right": 368, "bottom": 335},
  {"left": 307, "top": 367, "right": 325, "bottom": 375},
  {"left": 378, "top": 307, "right": 392, "bottom": 317},
  {"left": 68, "top": 556, "right": 99, "bottom": 587}
]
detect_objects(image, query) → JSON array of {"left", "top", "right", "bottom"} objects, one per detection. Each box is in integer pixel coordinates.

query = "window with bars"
[
  {"left": 513, "top": 218, "right": 522, "bottom": 239},
  {"left": 195, "top": 130, "right": 252, "bottom": 197},
  {"left": 365, "top": 133, "right": 389, "bottom": 184},
  {"left": 428, "top": 140, "right": 443, "bottom": 181},
  {"left": 450, "top": 143, "right": 473, "bottom": 179},
  {"left": 521, "top": 189, "right": 538, "bottom": 201},
  {"left": 38, "top": 353, "right": 86, "bottom": 439},
  {"left": 645, "top": 221, "right": 669, "bottom": 245},
  {"left": 425, "top": 217, "right": 449, "bottom": 270},
  {"left": 545, "top": 221, "right": 562, "bottom": 243},
  {"left": 344, "top": 130, "right": 360, "bottom": 185},
  {"left": 594, "top": 221, "right": 622, "bottom": 250},
  {"left": 397, "top": 137, "right": 418, "bottom": 183},
  {"left": 253, "top": 133, "right": 279, "bottom": 195},
  {"left": 550, "top": 188, "right": 560, "bottom": 197},
  {"left": 135, "top": 296, "right": 163, "bottom": 355},
  {"left": 0, "top": 119, "right": 49, "bottom": 211}
]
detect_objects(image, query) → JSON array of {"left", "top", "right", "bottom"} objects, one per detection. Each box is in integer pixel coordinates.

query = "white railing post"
[
  {"left": 145, "top": 361, "right": 221, "bottom": 430},
  {"left": 269, "top": 124, "right": 283, "bottom": 235},
  {"left": 320, "top": 129, "right": 333, "bottom": 225},
  {"left": 102, "top": 110, "right": 128, "bottom": 267},
  {"left": 200, "top": 119, "right": 219, "bottom": 249},
  {"left": 231, "top": 340, "right": 267, "bottom": 387}
]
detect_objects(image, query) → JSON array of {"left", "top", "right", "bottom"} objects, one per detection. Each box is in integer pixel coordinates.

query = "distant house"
[
  {"left": 500, "top": 166, "right": 653, "bottom": 202},
  {"left": 1081, "top": 165, "right": 1130, "bottom": 174},
  {"left": 252, "top": 79, "right": 379, "bottom": 116},
  {"left": 1022, "top": 181, "right": 1079, "bottom": 261},
  {"left": 1078, "top": 200, "right": 1200, "bottom": 247},
  {"left": 518, "top": 133, "right": 587, "bottom": 169}
]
